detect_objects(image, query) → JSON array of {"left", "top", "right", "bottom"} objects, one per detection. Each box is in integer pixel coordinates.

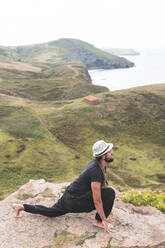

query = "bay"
[{"left": 88, "top": 49, "right": 165, "bottom": 91}]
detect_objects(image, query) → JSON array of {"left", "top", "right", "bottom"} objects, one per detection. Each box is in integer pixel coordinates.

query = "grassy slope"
[
  {"left": 0, "top": 84, "right": 165, "bottom": 198},
  {"left": 0, "top": 95, "right": 88, "bottom": 198},
  {"left": 0, "top": 60, "right": 41, "bottom": 72},
  {"left": 0, "top": 63, "right": 108, "bottom": 101},
  {"left": 45, "top": 84, "right": 165, "bottom": 191}
]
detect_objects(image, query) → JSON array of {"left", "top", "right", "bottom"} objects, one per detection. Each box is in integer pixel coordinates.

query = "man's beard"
[{"left": 104, "top": 158, "right": 114, "bottom": 163}]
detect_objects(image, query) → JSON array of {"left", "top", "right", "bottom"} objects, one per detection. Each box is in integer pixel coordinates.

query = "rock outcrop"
[{"left": 1, "top": 179, "right": 165, "bottom": 248}]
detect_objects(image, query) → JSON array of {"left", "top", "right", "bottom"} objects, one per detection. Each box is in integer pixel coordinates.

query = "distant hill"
[
  {"left": 103, "top": 48, "right": 140, "bottom": 56},
  {"left": 0, "top": 38, "right": 136, "bottom": 101},
  {"left": 0, "top": 84, "right": 165, "bottom": 198},
  {"left": 0, "top": 38, "right": 134, "bottom": 69}
]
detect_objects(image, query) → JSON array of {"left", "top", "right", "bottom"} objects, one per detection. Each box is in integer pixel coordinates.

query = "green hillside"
[
  {"left": 0, "top": 84, "right": 165, "bottom": 199},
  {"left": 0, "top": 62, "right": 108, "bottom": 101},
  {"left": 0, "top": 38, "right": 134, "bottom": 69}
]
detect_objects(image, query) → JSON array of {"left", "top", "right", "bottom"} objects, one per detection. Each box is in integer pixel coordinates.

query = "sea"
[{"left": 88, "top": 48, "right": 165, "bottom": 91}]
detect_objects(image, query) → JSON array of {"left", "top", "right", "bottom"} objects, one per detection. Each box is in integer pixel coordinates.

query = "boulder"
[
  {"left": 17, "top": 144, "right": 25, "bottom": 153},
  {"left": 0, "top": 179, "right": 165, "bottom": 248}
]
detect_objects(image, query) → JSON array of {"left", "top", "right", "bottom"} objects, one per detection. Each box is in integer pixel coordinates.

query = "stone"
[
  {"left": 75, "top": 154, "right": 80, "bottom": 159},
  {"left": 5, "top": 154, "right": 10, "bottom": 158},
  {"left": 130, "top": 157, "right": 137, "bottom": 161},
  {"left": 0, "top": 179, "right": 165, "bottom": 248},
  {"left": 17, "top": 144, "right": 25, "bottom": 153}
]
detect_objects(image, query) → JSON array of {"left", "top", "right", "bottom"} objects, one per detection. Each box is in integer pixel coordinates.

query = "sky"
[{"left": 0, "top": 0, "right": 165, "bottom": 49}]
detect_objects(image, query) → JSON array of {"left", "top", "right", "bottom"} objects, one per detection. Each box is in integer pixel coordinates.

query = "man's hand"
[
  {"left": 91, "top": 182, "right": 113, "bottom": 233},
  {"left": 93, "top": 219, "right": 113, "bottom": 233},
  {"left": 102, "top": 220, "right": 113, "bottom": 233}
]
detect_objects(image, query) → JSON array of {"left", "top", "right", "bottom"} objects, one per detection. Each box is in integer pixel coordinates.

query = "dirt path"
[
  {"left": 31, "top": 108, "right": 55, "bottom": 138},
  {"left": 66, "top": 64, "right": 79, "bottom": 77}
]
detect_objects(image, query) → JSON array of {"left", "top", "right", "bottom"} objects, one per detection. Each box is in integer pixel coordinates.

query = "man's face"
[{"left": 104, "top": 149, "right": 114, "bottom": 163}]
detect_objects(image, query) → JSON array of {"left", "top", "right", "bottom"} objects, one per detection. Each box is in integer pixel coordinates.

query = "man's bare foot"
[
  {"left": 12, "top": 204, "right": 24, "bottom": 218},
  {"left": 93, "top": 219, "right": 104, "bottom": 228},
  {"left": 93, "top": 219, "right": 113, "bottom": 230}
]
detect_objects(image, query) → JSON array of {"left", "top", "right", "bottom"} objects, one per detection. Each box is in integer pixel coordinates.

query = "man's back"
[{"left": 67, "top": 159, "right": 104, "bottom": 196}]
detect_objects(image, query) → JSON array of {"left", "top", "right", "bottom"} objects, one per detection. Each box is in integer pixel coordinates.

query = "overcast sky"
[{"left": 0, "top": 0, "right": 164, "bottom": 49}]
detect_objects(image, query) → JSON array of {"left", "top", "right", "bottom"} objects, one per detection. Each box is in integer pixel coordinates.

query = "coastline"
[{"left": 88, "top": 49, "right": 165, "bottom": 91}]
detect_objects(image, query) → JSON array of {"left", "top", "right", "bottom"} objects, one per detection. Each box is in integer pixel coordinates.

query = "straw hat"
[{"left": 92, "top": 140, "right": 113, "bottom": 157}]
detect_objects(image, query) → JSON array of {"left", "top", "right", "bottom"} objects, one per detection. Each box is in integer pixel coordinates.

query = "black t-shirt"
[{"left": 67, "top": 159, "right": 104, "bottom": 196}]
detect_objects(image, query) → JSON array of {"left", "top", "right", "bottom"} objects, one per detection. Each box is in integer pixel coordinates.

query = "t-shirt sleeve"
[{"left": 90, "top": 168, "right": 103, "bottom": 183}]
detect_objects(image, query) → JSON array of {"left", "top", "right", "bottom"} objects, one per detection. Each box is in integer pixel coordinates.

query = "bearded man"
[{"left": 12, "top": 140, "right": 115, "bottom": 233}]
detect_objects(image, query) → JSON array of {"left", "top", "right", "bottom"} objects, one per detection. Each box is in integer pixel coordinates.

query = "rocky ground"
[{"left": 0, "top": 179, "right": 165, "bottom": 248}]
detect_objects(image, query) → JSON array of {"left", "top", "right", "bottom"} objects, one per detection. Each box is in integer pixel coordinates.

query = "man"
[{"left": 12, "top": 140, "right": 115, "bottom": 233}]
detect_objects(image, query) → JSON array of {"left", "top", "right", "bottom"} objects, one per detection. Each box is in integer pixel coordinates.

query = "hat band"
[{"left": 96, "top": 145, "right": 110, "bottom": 157}]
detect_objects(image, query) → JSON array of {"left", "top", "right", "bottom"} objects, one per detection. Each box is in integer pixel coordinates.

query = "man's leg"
[
  {"left": 95, "top": 187, "right": 115, "bottom": 222},
  {"left": 61, "top": 190, "right": 95, "bottom": 213},
  {"left": 12, "top": 193, "right": 69, "bottom": 218},
  {"left": 23, "top": 203, "right": 68, "bottom": 217}
]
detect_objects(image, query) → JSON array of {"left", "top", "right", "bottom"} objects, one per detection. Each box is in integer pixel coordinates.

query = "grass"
[
  {"left": 41, "top": 188, "right": 55, "bottom": 198},
  {"left": 0, "top": 109, "right": 88, "bottom": 198},
  {"left": 106, "top": 238, "right": 112, "bottom": 248},
  {"left": 0, "top": 84, "right": 165, "bottom": 198},
  {"left": 17, "top": 193, "right": 35, "bottom": 200},
  {"left": 0, "top": 64, "right": 108, "bottom": 101},
  {"left": 43, "top": 85, "right": 165, "bottom": 191},
  {"left": 52, "top": 230, "right": 97, "bottom": 247},
  {"left": 0, "top": 60, "right": 41, "bottom": 72},
  {"left": 0, "top": 105, "right": 45, "bottom": 138}
]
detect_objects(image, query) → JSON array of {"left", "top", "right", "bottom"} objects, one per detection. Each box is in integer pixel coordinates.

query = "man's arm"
[
  {"left": 91, "top": 182, "right": 106, "bottom": 221},
  {"left": 91, "top": 182, "right": 111, "bottom": 232}
]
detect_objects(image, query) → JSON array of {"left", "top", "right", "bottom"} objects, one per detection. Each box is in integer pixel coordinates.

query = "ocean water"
[{"left": 88, "top": 49, "right": 165, "bottom": 91}]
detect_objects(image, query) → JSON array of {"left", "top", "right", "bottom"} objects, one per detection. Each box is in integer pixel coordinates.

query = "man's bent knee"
[
  {"left": 108, "top": 187, "right": 115, "bottom": 200},
  {"left": 101, "top": 187, "right": 116, "bottom": 201}
]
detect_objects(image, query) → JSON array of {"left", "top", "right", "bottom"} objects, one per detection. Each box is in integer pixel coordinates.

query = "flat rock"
[{"left": 0, "top": 179, "right": 165, "bottom": 248}]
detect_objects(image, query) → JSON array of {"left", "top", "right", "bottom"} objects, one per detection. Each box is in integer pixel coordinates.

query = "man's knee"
[
  {"left": 109, "top": 187, "right": 115, "bottom": 199},
  {"left": 102, "top": 187, "right": 116, "bottom": 201}
]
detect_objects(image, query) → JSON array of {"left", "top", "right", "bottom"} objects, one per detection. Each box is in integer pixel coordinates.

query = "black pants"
[{"left": 23, "top": 187, "right": 115, "bottom": 222}]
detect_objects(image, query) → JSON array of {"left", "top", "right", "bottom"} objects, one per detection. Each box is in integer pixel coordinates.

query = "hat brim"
[{"left": 93, "top": 143, "right": 113, "bottom": 157}]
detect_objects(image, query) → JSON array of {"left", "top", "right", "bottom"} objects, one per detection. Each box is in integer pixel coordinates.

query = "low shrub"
[{"left": 122, "top": 191, "right": 165, "bottom": 213}]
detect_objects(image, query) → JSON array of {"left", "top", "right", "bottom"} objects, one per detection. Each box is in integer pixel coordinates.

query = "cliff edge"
[{"left": 1, "top": 179, "right": 165, "bottom": 248}]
